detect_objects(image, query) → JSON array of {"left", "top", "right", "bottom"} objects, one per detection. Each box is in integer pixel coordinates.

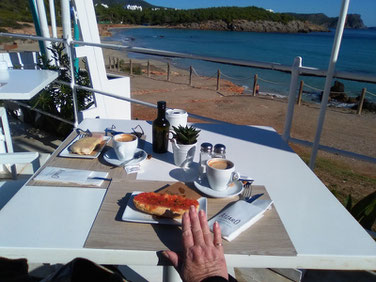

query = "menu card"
[
  {"left": 34, "top": 166, "right": 109, "bottom": 186},
  {"left": 208, "top": 199, "right": 273, "bottom": 241}
]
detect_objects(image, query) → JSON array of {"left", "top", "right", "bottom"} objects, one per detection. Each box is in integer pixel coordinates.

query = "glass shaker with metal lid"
[
  {"left": 198, "top": 142, "right": 213, "bottom": 180},
  {"left": 213, "top": 144, "right": 226, "bottom": 159}
]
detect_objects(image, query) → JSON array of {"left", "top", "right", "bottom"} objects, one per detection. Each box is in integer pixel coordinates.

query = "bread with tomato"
[{"left": 133, "top": 192, "right": 199, "bottom": 218}]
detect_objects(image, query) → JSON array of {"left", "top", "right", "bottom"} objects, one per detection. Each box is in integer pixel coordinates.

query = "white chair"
[
  {"left": 0, "top": 107, "right": 40, "bottom": 179},
  {"left": 73, "top": 0, "right": 131, "bottom": 121},
  {"left": 0, "top": 51, "right": 40, "bottom": 70}
]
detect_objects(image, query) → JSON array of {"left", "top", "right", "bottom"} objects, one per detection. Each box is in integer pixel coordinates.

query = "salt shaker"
[
  {"left": 213, "top": 144, "right": 226, "bottom": 159},
  {"left": 199, "top": 142, "right": 213, "bottom": 180}
]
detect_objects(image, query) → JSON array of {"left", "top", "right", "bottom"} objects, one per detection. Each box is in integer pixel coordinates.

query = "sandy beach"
[{"left": 1, "top": 24, "right": 375, "bottom": 206}]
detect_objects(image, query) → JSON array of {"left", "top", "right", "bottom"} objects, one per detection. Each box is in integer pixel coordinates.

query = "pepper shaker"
[{"left": 213, "top": 144, "right": 226, "bottom": 159}]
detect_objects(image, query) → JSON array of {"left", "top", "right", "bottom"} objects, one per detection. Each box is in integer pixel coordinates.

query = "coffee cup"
[
  {"left": 206, "top": 158, "right": 240, "bottom": 191},
  {"left": 112, "top": 133, "right": 138, "bottom": 161},
  {"left": 166, "top": 109, "right": 188, "bottom": 131}
]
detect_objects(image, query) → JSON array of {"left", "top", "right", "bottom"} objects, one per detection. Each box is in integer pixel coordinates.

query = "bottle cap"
[
  {"left": 157, "top": 101, "right": 166, "bottom": 109},
  {"left": 200, "top": 142, "right": 213, "bottom": 152},
  {"left": 214, "top": 144, "right": 226, "bottom": 154}
]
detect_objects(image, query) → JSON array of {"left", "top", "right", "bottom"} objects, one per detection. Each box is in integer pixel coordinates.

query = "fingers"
[
  {"left": 163, "top": 251, "right": 179, "bottom": 268},
  {"left": 181, "top": 211, "right": 194, "bottom": 250},
  {"left": 189, "top": 205, "right": 205, "bottom": 246},
  {"left": 199, "top": 209, "right": 213, "bottom": 245},
  {"left": 213, "top": 221, "right": 223, "bottom": 248}
]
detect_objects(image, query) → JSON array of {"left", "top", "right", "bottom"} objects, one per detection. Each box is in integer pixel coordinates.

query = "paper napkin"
[
  {"left": 34, "top": 166, "right": 109, "bottom": 186},
  {"left": 208, "top": 199, "right": 273, "bottom": 241}
]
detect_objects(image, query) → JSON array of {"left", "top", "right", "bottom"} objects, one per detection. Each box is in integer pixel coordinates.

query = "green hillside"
[
  {"left": 93, "top": 0, "right": 159, "bottom": 9},
  {"left": 95, "top": 6, "right": 295, "bottom": 26},
  {"left": 0, "top": 0, "right": 33, "bottom": 29}
]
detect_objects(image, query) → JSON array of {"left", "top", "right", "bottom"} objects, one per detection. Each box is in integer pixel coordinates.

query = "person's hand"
[{"left": 163, "top": 205, "right": 228, "bottom": 282}]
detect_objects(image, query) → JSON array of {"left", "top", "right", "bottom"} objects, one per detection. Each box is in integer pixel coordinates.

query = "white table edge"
[{"left": 0, "top": 247, "right": 375, "bottom": 270}]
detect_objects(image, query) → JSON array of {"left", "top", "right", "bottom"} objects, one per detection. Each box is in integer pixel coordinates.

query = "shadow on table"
[
  {"left": 140, "top": 139, "right": 176, "bottom": 165},
  {"left": 194, "top": 123, "right": 293, "bottom": 153}
]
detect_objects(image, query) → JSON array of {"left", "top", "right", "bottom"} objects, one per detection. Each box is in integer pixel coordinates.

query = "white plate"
[
  {"left": 103, "top": 148, "right": 147, "bottom": 166},
  {"left": 59, "top": 135, "right": 111, "bottom": 159},
  {"left": 194, "top": 176, "right": 243, "bottom": 198},
  {"left": 122, "top": 191, "right": 207, "bottom": 225}
]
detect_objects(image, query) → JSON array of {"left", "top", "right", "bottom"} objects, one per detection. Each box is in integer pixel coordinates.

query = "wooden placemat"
[{"left": 84, "top": 181, "right": 297, "bottom": 257}]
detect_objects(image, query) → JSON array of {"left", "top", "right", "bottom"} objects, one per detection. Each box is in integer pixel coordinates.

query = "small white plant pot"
[{"left": 171, "top": 139, "right": 197, "bottom": 167}]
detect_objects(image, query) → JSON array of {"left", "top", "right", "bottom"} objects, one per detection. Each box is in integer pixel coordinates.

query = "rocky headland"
[{"left": 174, "top": 19, "right": 328, "bottom": 33}]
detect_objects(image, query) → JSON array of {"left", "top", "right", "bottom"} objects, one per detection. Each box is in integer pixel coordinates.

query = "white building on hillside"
[{"left": 126, "top": 5, "right": 142, "bottom": 11}]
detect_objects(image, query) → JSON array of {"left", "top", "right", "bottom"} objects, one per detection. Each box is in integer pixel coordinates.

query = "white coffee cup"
[
  {"left": 112, "top": 133, "right": 138, "bottom": 161},
  {"left": 206, "top": 158, "right": 240, "bottom": 191},
  {"left": 166, "top": 109, "right": 188, "bottom": 130}
]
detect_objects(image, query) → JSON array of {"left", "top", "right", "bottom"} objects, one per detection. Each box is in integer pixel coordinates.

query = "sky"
[{"left": 146, "top": 0, "right": 376, "bottom": 27}]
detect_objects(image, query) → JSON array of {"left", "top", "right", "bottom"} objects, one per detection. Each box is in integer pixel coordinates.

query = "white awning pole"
[
  {"left": 309, "top": 0, "right": 350, "bottom": 169},
  {"left": 61, "top": 0, "right": 72, "bottom": 41},
  {"left": 49, "top": 0, "right": 58, "bottom": 38},
  {"left": 35, "top": 0, "right": 52, "bottom": 61}
]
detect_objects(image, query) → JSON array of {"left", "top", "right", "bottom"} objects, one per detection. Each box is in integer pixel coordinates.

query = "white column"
[
  {"left": 35, "top": 0, "right": 52, "bottom": 61},
  {"left": 48, "top": 0, "right": 58, "bottom": 38},
  {"left": 309, "top": 0, "right": 350, "bottom": 169},
  {"left": 61, "top": 0, "right": 72, "bottom": 41}
]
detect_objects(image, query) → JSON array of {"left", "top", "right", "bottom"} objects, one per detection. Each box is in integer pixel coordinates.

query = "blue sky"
[{"left": 146, "top": 0, "right": 376, "bottom": 27}]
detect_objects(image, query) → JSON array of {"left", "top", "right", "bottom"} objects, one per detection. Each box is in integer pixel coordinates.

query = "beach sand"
[{"left": 2, "top": 25, "right": 375, "bottom": 205}]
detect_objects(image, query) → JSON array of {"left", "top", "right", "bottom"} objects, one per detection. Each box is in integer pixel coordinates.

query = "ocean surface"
[{"left": 107, "top": 28, "right": 376, "bottom": 103}]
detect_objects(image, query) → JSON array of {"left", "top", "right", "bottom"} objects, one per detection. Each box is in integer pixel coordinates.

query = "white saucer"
[
  {"left": 193, "top": 176, "right": 243, "bottom": 198},
  {"left": 103, "top": 148, "right": 147, "bottom": 166}
]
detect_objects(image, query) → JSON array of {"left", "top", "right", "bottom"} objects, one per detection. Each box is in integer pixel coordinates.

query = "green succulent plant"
[{"left": 172, "top": 125, "right": 200, "bottom": 145}]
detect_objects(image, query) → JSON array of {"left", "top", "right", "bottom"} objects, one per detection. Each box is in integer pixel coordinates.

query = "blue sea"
[{"left": 107, "top": 28, "right": 376, "bottom": 103}]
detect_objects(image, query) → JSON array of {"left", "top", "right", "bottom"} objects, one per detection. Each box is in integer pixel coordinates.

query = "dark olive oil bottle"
[{"left": 152, "top": 101, "right": 170, "bottom": 153}]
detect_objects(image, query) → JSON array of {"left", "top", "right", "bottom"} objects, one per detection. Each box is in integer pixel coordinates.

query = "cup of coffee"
[
  {"left": 206, "top": 158, "right": 240, "bottom": 191},
  {"left": 113, "top": 133, "right": 138, "bottom": 161}
]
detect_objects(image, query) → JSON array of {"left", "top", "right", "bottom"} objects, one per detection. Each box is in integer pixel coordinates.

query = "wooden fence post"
[
  {"left": 189, "top": 66, "right": 193, "bottom": 86},
  {"left": 147, "top": 60, "right": 150, "bottom": 77},
  {"left": 297, "top": 80, "right": 304, "bottom": 105},
  {"left": 216, "top": 69, "right": 221, "bottom": 91},
  {"left": 129, "top": 59, "right": 133, "bottom": 75},
  {"left": 167, "top": 62, "right": 170, "bottom": 81},
  {"left": 357, "top": 88, "right": 367, "bottom": 115},
  {"left": 252, "top": 74, "right": 258, "bottom": 96}
]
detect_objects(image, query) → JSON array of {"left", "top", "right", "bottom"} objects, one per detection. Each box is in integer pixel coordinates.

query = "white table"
[
  {"left": 0, "top": 69, "right": 58, "bottom": 100},
  {"left": 0, "top": 119, "right": 375, "bottom": 270}
]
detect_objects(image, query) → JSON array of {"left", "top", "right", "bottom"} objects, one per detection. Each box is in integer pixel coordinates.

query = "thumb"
[{"left": 163, "top": 251, "right": 179, "bottom": 268}]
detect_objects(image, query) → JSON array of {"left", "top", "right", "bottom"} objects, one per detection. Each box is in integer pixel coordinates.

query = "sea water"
[{"left": 108, "top": 28, "right": 376, "bottom": 103}]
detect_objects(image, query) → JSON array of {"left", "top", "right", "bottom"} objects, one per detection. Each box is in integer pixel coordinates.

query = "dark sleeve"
[{"left": 201, "top": 274, "right": 237, "bottom": 282}]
